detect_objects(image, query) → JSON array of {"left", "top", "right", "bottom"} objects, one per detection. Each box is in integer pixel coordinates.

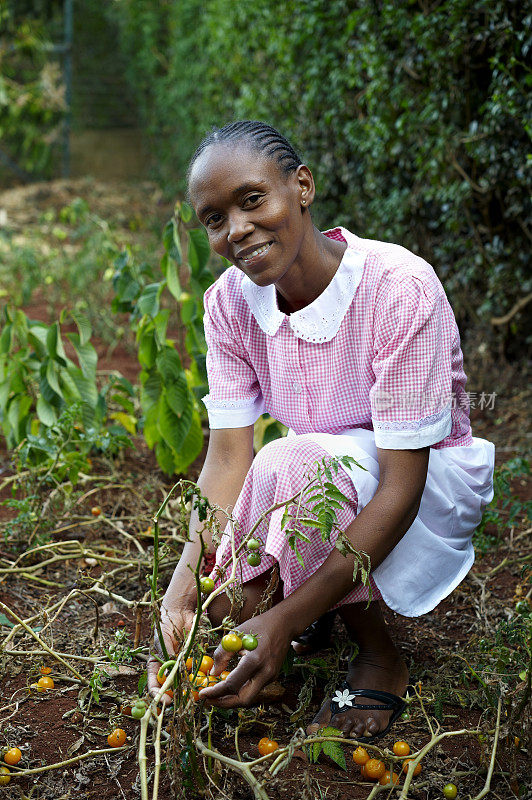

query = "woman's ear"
[{"left": 295, "top": 164, "right": 315, "bottom": 209}]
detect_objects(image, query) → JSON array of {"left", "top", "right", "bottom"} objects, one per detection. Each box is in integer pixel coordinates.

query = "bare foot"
[{"left": 306, "top": 645, "right": 409, "bottom": 739}]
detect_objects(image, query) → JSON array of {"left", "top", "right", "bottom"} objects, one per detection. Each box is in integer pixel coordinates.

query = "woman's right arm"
[{"left": 147, "top": 424, "right": 254, "bottom": 694}]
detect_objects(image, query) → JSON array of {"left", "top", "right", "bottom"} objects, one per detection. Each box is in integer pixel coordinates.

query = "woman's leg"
[{"left": 307, "top": 600, "right": 409, "bottom": 738}]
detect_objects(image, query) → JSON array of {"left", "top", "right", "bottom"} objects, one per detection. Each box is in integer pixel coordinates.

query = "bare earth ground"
[{"left": 0, "top": 180, "right": 530, "bottom": 800}]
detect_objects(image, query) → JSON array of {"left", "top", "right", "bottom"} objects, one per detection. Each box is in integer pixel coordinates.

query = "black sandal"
[
  {"left": 329, "top": 680, "right": 407, "bottom": 742},
  {"left": 292, "top": 610, "right": 337, "bottom": 654}
]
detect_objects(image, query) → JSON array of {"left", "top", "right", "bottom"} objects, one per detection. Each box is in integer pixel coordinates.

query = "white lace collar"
[{"left": 241, "top": 227, "right": 365, "bottom": 342}]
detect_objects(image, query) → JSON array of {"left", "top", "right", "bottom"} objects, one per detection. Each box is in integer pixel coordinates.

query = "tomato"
[
  {"left": 515, "top": 600, "right": 529, "bottom": 614},
  {"left": 3, "top": 748, "right": 22, "bottom": 766},
  {"left": 241, "top": 634, "right": 258, "bottom": 651},
  {"left": 379, "top": 771, "right": 399, "bottom": 786},
  {"left": 443, "top": 783, "right": 458, "bottom": 800},
  {"left": 403, "top": 758, "right": 422, "bottom": 776},
  {"left": 189, "top": 671, "right": 208, "bottom": 688},
  {"left": 40, "top": 666, "right": 52, "bottom": 676},
  {"left": 246, "top": 537, "right": 261, "bottom": 551},
  {"left": 91, "top": 506, "right": 102, "bottom": 517},
  {"left": 131, "top": 700, "right": 147, "bottom": 719},
  {"left": 352, "top": 746, "right": 369, "bottom": 765},
  {"left": 120, "top": 705, "right": 132, "bottom": 716},
  {"left": 185, "top": 657, "right": 194, "bottom": 671},
  {"left": 205, "top": 675, "right": 219, "bottom": 686},
  {"left": 221, "top": 633, "right": 242, "bottom": 652},
  {"left": 107, "top": 729, "right": 127, "bottom": 748},
  {"left": 165, "top": 689, "right": 174, "bottom": 699},
  {"left": 247, "top": 552, "right": 262, "bottom": 567},
  {"left": 360, "top": 763, "right": 368, "bottom": 779},
  {"left": 36, "top": 676, "right": 54, "bottom": 691},
  {"left": 393, "top": 740, "right": 410, "bottom": 756},
  {"left": 200, "top": 576, "right": 215, "bottom": 594},
  {"left": 364, "top": 758, "right": 386, "bottom": 780},
  {"left": 182, "top": 687, "right": 199, "bottom": 701},
  {"left": 0, "top": 767, "right": 10, "bottom": 785},
  {"left": 257, "top": 738, "right": 279, "bottom": 756},
  {"left": 219, "top": 670, "right": 231, "bottom": 680},
  {"left": 200, "top": 655, "right": 214, "bottom": 673}
]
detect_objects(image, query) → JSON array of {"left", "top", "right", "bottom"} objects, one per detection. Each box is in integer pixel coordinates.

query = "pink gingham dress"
[{"left": 202, "top": 228, "right": 495, "bottom": 617}]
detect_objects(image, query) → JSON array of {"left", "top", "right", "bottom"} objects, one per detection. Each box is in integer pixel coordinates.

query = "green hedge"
[{"left": 110, "top": 0, "right": 531, "bottom": 353}]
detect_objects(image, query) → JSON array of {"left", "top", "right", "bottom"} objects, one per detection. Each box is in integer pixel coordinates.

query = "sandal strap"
[{"left": 330, "top": 681, "right": 406, "bottom": 715}]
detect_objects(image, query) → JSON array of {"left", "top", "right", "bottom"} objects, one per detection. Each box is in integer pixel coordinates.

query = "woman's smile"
[{"left": 236, "top": 241, "right": 274, "bottom": 268}]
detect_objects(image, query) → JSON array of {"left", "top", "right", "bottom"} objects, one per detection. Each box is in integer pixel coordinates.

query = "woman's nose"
[{"left": 227, "top": 212, "right": 253, "bottom": 243}]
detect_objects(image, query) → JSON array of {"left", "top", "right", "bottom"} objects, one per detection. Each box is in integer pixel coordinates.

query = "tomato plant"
[
  {"left": 3, "top": 747, "right": 22, "bottom": 766},
  {"left": 107, "top": 728, "right": 127, "bottom": 748},
  {"left": 221, "top": 633, "right": 242, "bottom": 652}
]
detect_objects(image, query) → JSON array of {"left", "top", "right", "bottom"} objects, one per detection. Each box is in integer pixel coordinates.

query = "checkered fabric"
[{"left": 211, "top": 434, "right": 380, "bottom": 606}]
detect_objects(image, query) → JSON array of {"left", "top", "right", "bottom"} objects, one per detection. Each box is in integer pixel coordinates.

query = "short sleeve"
[
  {"left": 202, "top": 283, "right": 265, "bottom": 429},
  {"left": 370, "top": 276, "right": 452, "bottom": 449}
]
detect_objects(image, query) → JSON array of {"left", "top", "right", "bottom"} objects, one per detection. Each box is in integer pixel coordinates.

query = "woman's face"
[{"left": 188, "top": 142, "right": 314, "bottom": 286}]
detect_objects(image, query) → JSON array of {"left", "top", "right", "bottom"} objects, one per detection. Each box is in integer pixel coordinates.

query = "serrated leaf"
[
  {"left": 172, "top": 410, "right": 204, "bottom": 473},
  {"left": 156, "top": 347, "right": 183, "bottom": 384},
  {"left": 188, "top": 228, "right": 210, "bottom": 275},
  {"left": 322, "top": 740, "right": 346, "bottom": 770}
]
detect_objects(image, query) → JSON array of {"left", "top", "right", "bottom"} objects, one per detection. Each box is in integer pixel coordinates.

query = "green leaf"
[
  {"left": 36, "top": 396, "right": 57, "bottom": 426},
  {"left": 67, "top": 333, "right": 97, "bottom": 380},
  {"left": 156, "top": 347, "right": 183, "bottom": 384},
  {"left": 157, "top": 392, "right": 192, "bottom": 453},
  {"left": 137, "top": 283, "right": 162, "bottom": 318},
  {"left": 138, "top": 329, "right": 157, "bottom": 368},
  {"left": 0, "top": 613, "right": 15, "bottom": 628},
  {"left": 162, "top": 218, "right": 182, "bottom": 264},
  {"left": 155, "top": 439, "right": 177, "bottom": 474},
  {"left": 161, "top": 253, "right": 182, "bottom": 301},
  {"left": 46, "top": 359, "right": 63, "bottom": 397},
  {"left": 322, "top": 740, "right": 346, "bottom": 770},
  {"left": 188, "top": 228, "right": 210, "bottom": 275},
  {"left": 165, "top": 377, "right": 188, "bottom": 417},
  {"left": 46, "top": 322, "right": 67, "bottom": 364},
  {"left": 172, "top": 409, "right": 204, "bottom": 473}
]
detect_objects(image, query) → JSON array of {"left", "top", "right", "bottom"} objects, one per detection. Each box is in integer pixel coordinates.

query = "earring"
[{"left": 302, "top": 199, "right": 306, "bottom": 205}]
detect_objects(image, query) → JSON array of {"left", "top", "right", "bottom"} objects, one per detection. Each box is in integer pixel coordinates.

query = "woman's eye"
[
  {"left": 206, "top": 213, "right": 223, "bottom": 228},
  {"left": 244, "top": 194, "right": 262, "bottom": 206}
]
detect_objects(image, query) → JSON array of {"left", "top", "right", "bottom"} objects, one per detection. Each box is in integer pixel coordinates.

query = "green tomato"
[
  {"left": 246, "top": 537, "right": 261, "bottom": 551},
  {"left": 131, "top": 705, "right": 146, "bottom": 719},
  {"left": 241, "top": 634, "right": 258, "bottom": 651},
  {"left": 515, "top": 600, "right": 530, "bottom": 614},
  {"left": 247, "top": 552, "right": 262, "bottom": 567},
  {"left": 200, "top": 576, "right": 215, "bottom": 594},
  {"left": 442, "top": 783, "right": 458, "bottom": 800}
]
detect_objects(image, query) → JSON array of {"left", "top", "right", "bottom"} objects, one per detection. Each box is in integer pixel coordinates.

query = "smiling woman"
[{"left": 148, "top": 121, "right": 495, "bottom": 742}]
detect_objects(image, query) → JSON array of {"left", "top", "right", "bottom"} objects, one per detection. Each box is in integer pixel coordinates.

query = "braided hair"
[{"left": 187, "top": 121, "right": 303, "bottom": 182}]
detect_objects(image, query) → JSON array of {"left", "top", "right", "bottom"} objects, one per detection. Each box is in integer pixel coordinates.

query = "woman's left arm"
[{"left": 200, "top": 446, "right": 429, "bottom": 707}]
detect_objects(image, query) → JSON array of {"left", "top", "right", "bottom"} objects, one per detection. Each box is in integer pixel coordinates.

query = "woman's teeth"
[{"left": 243, "top": 244, "right": 270, "bottom": 263}]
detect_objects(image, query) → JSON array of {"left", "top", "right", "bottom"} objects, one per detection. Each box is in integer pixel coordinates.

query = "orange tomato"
[
  {"left": 40, "top": 666, "right": 52, "bottom": 676},
  {"left": 91, "top": 506, "right": 102, "bottom": 517},
  {"left": 3, "top": 748, "right": 22, "bottom": 766},
  {"left": 36, "top": 676, "right": 54, "bottom": 691},
  {"left": 379, "top": 770, "right": 400, "bottom": 786},
  {"left": 393, "top": 740, "right": 411, "bottom": 757},
  {"left": 182, "top": 687, "right": 200, "bottom": 701},
  {"left": 403, "top": 758, "right": 422, "bottom": 776},
  {"left": 165, "top": 689, "right": 174, "bottom": 699},
  {"left": 189, "top": 671, "right": 208, "bottom": 688},
  {"left": 0, "top": 767, "right": 10, "bottom": 785},
  {"left": 352, "top": 746, "right": 369, "bottom": 765},
  {"left": 258, "top": 738, "right": 279, "bottom": 756},
  {"left": 364, "top": 758, "right": 386, "bottom": 780},
  {"left": 219, "top": 670, "right": 231, "bottom": 680},
  {"left": 200, "top": 655, "right": 214, "bottom": 674},
  {"left": 185, "top": 657, "right": 194, "bottom": 671},
  {"left": 205, "top": 675, "right": 219, "bottom": 686},
  {"left": 360, "top": 763, "right": 368, "bottom": 779},
  {"left": 107, "top": 728, "right": 127, "bottom": 748}
]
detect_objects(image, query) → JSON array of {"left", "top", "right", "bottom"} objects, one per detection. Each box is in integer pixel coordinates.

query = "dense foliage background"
[{"left": 108, "top": 0, "right": 531, "bottom": 354}]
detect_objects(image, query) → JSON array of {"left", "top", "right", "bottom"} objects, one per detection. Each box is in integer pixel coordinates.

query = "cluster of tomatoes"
[
  {"left": 353, "top": 741, "right": 421, "bottom": 786},
  {"left": 198, "top": 537, "right": 263, "bottom": 600},
  {"left": 29, "top": 665, "right": 55, "bottom": 693}
]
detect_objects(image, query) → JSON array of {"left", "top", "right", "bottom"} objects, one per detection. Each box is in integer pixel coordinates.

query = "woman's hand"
[
  {"left": 147, "top": 603, "right": 197, "bottom": 703},
  {"left": 198, "top": 608, "right": 293, "bottom": 708}
]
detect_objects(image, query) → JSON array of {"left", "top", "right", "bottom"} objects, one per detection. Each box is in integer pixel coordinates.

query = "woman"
[{"left": 147, "top": 121, "right": 494, "bottom": 741}]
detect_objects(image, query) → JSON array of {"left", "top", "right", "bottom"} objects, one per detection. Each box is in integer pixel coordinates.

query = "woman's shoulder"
[
  {"left": 204, "top": 265, "right": 249, "bottom": 317},
  {"left": 340, "top": 228, "right": 442, "bottom": 295}
]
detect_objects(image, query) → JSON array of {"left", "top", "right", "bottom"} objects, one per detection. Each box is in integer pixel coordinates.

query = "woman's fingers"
[{"left": 199, "top": 651, "right": 267, "bottom": 707}]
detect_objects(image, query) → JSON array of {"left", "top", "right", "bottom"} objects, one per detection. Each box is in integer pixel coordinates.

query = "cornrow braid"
[{"left": 187, "top": 120, "right": 303, "bottom": 182}]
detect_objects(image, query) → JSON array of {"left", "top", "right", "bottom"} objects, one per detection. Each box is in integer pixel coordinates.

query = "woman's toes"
[
  {"left": 306, "top": 722, "right": 321, "bottom": 735},
  {"left": 306, "top": 705, "right": 331, "bottom": 735},
  {"left": 362, "top": 716, "right": 380, "bottom": 737}
]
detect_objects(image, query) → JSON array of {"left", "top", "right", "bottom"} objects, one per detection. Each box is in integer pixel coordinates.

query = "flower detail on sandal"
[{"left": 331, "top": 688, "right": 356, "bottom": 709}]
